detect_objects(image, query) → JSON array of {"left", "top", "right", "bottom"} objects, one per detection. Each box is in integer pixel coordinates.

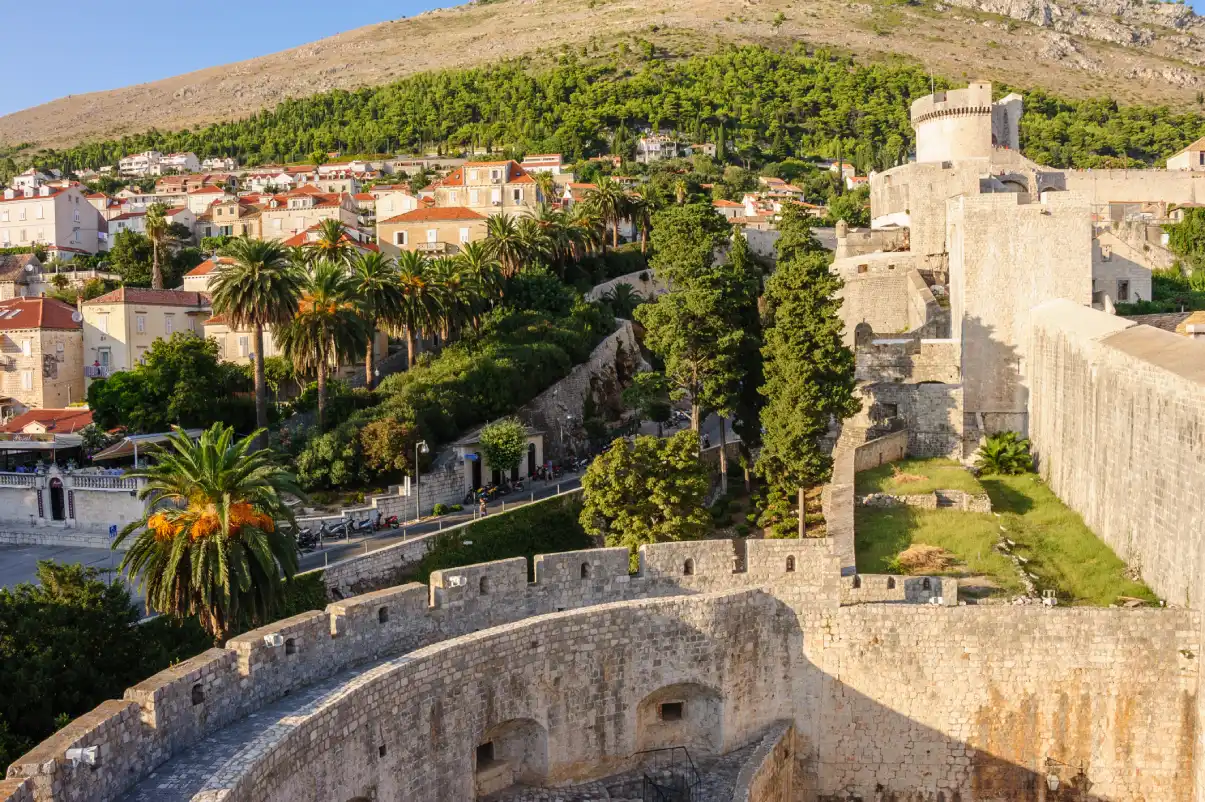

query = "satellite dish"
[
  {"left": 25, "top": 264, "right": 34, "bottom": 272},
  {"left": 71, "top": 311, "right": 83, "bottom": 323}
]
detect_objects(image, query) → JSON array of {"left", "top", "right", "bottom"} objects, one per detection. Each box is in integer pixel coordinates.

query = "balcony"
[
  {"left": 416, "top": 242, "right": 448, "bottom": 254},
  {"left": 84, "top": 365, "right": 113, "bottom": 379}
]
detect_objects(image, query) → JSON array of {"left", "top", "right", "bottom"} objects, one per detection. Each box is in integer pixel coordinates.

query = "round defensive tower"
[{"left": 910, "top": 81, "right": 997, "bottom": 163}]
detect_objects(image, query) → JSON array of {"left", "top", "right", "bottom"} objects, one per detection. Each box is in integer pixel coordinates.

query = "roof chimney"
[{"left": 76, "top": 294, "right": 84, "bottom": 318}]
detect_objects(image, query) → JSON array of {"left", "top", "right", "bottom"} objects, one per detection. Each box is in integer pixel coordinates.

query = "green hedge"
[{"left": 415, "top": 493, "right": 592, "bottom": 583}]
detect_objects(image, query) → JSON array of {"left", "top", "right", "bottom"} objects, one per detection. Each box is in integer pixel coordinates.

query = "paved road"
[
  {"left": 296, "top": 476, "right": 583, "bottom": 573},
  {"left": 0, "top": 542, "right": 123, "bottom": 589}
]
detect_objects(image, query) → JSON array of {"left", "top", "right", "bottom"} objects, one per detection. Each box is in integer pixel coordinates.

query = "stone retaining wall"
[{"left": 859, "top": 489, "right": 992, "bottom": 513}]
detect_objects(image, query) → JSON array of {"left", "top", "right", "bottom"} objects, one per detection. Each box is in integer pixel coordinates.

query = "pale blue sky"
[
  {"left": 0, "top": 1, "right": 450, "bottom": 116},
  {"left": 2, "top": 0, "right": 1203, "bottom": 117}
]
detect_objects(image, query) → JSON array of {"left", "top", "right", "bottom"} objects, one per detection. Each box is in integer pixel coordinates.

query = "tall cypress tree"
[{"left": 757, "top": 206, "right": 859, "bottom": 536}]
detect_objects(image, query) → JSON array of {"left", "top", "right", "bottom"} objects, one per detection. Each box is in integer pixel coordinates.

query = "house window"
[
  {"left": 459, "top": 227, "right": 470, "bottom": 244},
  {"left": 384, "top": 198, "right": 393, "bottom": 212},
  {"left": 427, "top": 229, "right": 437, "bottom": 244},
  {"left": 512, "top": 188, "right": 523, "bottom": 203},
  {"left": 449, "top": 191, "right": 458, "bottom": 204},
  {"left": 96, "top": 315, "right": 107, "bottom": 334},
  {"left": 491, "top": 169, "right": 502, "bottom": 182},
  {"left": 164, "top": 315, "right": 174, "bottom": 335},
  {"left": 490, "top": 188, "right": 502, "bottom": 205},
  {"left": 469, "top": 189, "right": 479, "bottom": 205},
  {"left": 273, "top": 219, "right": 282, "bottom": 230},
  {"left": 18, "top": 209, "right": 25, "bottom": 221},
  {"left": 136, "top": 315, "right": 146, "bottom": 334},
  {"left": 18, "top": 230, "right": 26, "bottom": 243},
  {"left": 238, "top": 336, "right": 249, "bottom": 357},
  {"left": 20, "top": 370, "right": 31, "bottom": 391},
  {"left": 35, "top": 204, "right": 43, "bottom": 219},
  {"left": 0, "top": 211, "right": 8, "bottom": 222},
  {"left": 1117, "top": 280, "right": 1130, "bottom": 302},
  {"left": 21, "top": 340, "right": 31, "bottom": 358},
  {"left": 395, "top": 231, "right": 408, "bottom": 247}
]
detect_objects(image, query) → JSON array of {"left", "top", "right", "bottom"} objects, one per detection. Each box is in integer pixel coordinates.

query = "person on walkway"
[
  {"left": 703, "top": 434, "right": 711, "bottom": 449},
  {"left": 478, "top": 496, "right": 488, "bottom": 517}
]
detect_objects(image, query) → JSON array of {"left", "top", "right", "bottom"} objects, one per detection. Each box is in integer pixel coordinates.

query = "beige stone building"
[
  {"left": 82, "top": 288, "right": 211, "bottom": 382},
  {"left": 258, "top": 187, "right": 358, "bottom": 242},
  {"left": 1166, "top": 135, "right": 1205, "bottom": 171},
  {"left": 202, "top": 197, "right": 263, "bottom": 239},
  {"left": 432, "top": 161, "right": 541, "bottom": 217},
  {"left": 0, "top": 254, "right": 42, "bottom": 300},
  {"left": 0, "top": 296, "right": 84, "bottom": 414},
  {"left": 0, "top": 185, "right": 101, "bottom": 256},
  {"left": 204, "top": 314, "right": 384, "bottom": 381},
  {"left": 377, "top": 207, "right": 488, "bottom": 257},
  {"left": 370, "top": 185, "right": 420, "bottom": 220}
]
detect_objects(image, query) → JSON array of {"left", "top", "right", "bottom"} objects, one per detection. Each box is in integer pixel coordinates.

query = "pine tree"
[{"left": 757, "top": 211, "right": 859, "bottom": 536}]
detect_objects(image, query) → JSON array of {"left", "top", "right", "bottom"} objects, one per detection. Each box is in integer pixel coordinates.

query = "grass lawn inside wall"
[{"left": 854, "top": 458, "right": 1157, "bottom": 606}]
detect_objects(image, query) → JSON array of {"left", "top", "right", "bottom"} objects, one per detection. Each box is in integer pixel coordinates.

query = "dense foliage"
[
  {"left": 416, "top": 494, "right": 591, "bottom": 582},
  {"left": 579, "top": 431, "right": 712, "bottom": 550},
  {"left": 87, "top": 334, "right": 256, "bottom": 434},
  {"left": 477, "top": 417, "right": 530, "bottom": 475},
  {"left": 975, "top": 431, "right": 1033, "bottom": 476},
  {"left": 28, "top": 46, "right": 1202, "bottom": 176},
  {"left": 0, "top": 562, "right": 210, "bottom": 771}
]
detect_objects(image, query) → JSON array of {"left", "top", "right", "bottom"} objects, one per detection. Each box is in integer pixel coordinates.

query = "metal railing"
[{"left": 637, "top": 746, "right": 701, "bottom": 802}]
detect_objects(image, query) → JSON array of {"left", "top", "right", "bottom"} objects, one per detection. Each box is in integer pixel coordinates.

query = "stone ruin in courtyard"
[{"left": 5, "top": 83, "right": 1205, "bottom": 802}]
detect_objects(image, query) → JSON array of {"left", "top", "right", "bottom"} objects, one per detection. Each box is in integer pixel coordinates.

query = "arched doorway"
[
  {"left": 49, "top": 478, "right": 65, "bottom": 522},
  {"left": 474, "top": 718, "right": 548, "bottom": 798},
  {"left": 471, "top": 452, "right": 483, "bottom": 491},
  {"left": 527, "top": 443, "right": 537, "bottom": 477},
  {"left": 635, "top": 682, "right": 723, "bottom": 756}
]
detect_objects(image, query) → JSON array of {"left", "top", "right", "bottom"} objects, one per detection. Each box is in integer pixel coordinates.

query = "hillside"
[{"left": 1, "top": 0, "right": 1204, "bottom": 151}]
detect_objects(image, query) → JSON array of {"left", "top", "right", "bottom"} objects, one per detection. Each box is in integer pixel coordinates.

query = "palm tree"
[
  {"left": 674, "top": 178, "right": 689, "bottom": 205},
  {"left": 533, "top": 171, "right": 557, "bottom": 206},
  {"left": 534, "top": 205, "right": 575, "bottom": 274},
  {"left": 210, "top": 239, "right": 303, "bottom": 443},
  {"left": 309, "top": 218, "right": 352, "bottom": 263},
  {"left": 145, "top": 203, "right": 183, "bottom": 289},
  {"left": 485, "top": 213, "right": 525, "bottom": 278},
  {"left": 629, "top": 193, "right": 655, "bottom": 253},
  {"left": 425, "top": 256, "right": 474, "bottom": 342},
  {"left": 585, "top": 177, "right": 630, "bottom": 251},
  {"left": 516, "top": 215, "right": 550, "bottom": 268},
  {"left": 568, "top": 204, "right": 604, "bottom": 261},
  {"left": 395, "top": 250, "right": 443, "bottom": 367},
  {"left": 602, "top": 282, "right": 645, "bottom": 318},
  {"left": 455, "top": 242, "right": 502, "bottom": 329},
  {"left": 348, "top": 251, "right": 402, "bottom": 389},
  {"left": 115, "top": 424, "right": 302, "bottom": 643},
  {"left": 276, "top": 260, "right": 367, "bottom": 431}
]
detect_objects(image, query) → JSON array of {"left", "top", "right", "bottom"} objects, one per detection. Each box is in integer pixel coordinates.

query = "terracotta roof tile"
[
  {"left": 379, "top": 207, "right": 486, "bottom": 224},
  {"left": 0, "top": 297, "right": 81, "bottom": 331},
  {"left": 0, "top": 408, "right": 93, "bottom": 434},
  {"left": 0, "top": 254, "right": 39, "bottom": 281},
  {"left": 84, "top": 288, "right": 210, "bottom": 308}
]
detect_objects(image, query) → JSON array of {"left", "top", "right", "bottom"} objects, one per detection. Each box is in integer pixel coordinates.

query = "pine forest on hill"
[{"left": 21, "top": 45, "right": 1205, "bottom": 177}]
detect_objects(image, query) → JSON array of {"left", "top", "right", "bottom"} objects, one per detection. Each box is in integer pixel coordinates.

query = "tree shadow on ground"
[{"left": 980, "top": 476, "right": 1035, "bottom": 515}]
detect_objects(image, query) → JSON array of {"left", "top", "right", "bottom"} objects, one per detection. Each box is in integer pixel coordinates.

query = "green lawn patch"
[
  {"left": 854, "top": 459, "right": 1158, "bottom": 606},
  {"left": 854, "top": 457, "right": 983, "bottom": 496}
]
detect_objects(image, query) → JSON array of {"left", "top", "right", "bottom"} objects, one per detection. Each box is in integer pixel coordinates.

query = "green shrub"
[
  {"left": 735, "top": 524, "right": 751, "bottom": 537},
  {"left": 975, "top": 431, "right": 1033, "bottom": 476},
  {"left": 450, "top": 503, "right": 464, "bottom": 512},
  {"left": 432, "top": 503, "right": 450, "bottom": 516},
  {"left": 416, "top": 494, "right": 591, "bottom": 582}
]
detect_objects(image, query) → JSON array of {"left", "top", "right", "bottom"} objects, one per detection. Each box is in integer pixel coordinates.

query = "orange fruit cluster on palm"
[{"left": 148, "top": 501, "right": 276, "bottom": 543}]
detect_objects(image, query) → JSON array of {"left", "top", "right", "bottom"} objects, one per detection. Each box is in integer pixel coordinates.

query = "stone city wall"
[
  {"left": 905, "top": 269, "right": 946, "bottom": 338},
  {"left": 5, "top": 538, "right": 844, "bottom": 802},
  {"left": 839, "top": 573, "right": 957, "bottom": 605},
  {"left": 832, "top": 224, "right": 908, "bottom": 261},
  {"left": 518, "top": 320, "right": 641, "bottom": 460},
  {"left": 832, "top": 254, "right": 918, "bottom": 346},
  {"left": 1027, "top": 301, "right": 1205, "bottom": 609},
  {"left": 813, "top": 604, "right": 1198, "bottom": 801},
  {"left": 859, "top": 489, "right": 991, "bottom": 513},
  {"left": 858, "top": 382, "right": 964, "bottom": 459},
  {"left": 855, "top": 338, "right": 961, "bottom": 384},
  {"left": 731, "top": 721, "right": 796, "bottom": 802},
  {"left": 1063, "top": 169, "right": 1205, "bottom": 211},
  {"left": 948, "top": 190, "right": 1093, "bottom": 435}
]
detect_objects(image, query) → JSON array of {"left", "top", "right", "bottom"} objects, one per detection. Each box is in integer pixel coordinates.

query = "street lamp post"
[{"left": 414, "top": 439, "right": 429, "bottom": 522}]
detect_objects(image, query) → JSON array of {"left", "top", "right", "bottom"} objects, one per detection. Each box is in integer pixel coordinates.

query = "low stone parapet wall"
[
  {"left": 840, "top": 573, "right": 957, "bottom": 605},
  {"left": 731, "top": 721, "right": 796, "bottom": 802},
  {"left": 859, "top": 489, "right": 992, "bottom": 513}
]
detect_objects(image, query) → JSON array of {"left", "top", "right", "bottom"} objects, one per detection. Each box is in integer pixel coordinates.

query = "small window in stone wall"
[
  {"left": 479, "top": 576, "right": 490, "bottom": 595},
  {"left": 580, "top": 562, "right": 590, "bottom": 580},
  {"left": 191, "top": 683, "right": 204, "bottom": 705},
  {"left": 378, "top": 606, "right": 389, "bottom": 624},
  {"left": 476, "top": 741, "right": 495, "bottom": 769},
  {"left": 659, "top": 702, "right": 684, "bottom": 721},
  {"left": 683, "top": 559, "right": 694, "bottom": 576},
  {"left": 785, "top": 556, "right": 796, "bottom": 572},
  {"left": 886, "top": 577, "right": 896, "bottom": 590},
  {"left": 922, "top": 578, "right": 932, "bottom": 591},
  {"left": 852, "top": 575, "right": 862, "bottom": 589},
  {"left": 285, "top": 638, "right": 297, "bottom": 656},
  {"left": 857, "top": 264, "right": 868, "bottom": 274}
]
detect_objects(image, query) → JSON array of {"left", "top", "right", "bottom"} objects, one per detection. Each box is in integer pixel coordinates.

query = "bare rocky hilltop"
[{"left": 3, "top": 0, "right": 1203, "bottom": 150}]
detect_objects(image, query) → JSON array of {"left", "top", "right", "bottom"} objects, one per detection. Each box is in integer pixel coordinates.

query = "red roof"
[
  {"left": 186, "top": 256, "right": 235, "bottom": 277},
  {"left": 0, "top": 297, "right": 81, "bottom": 331},
  {"left": 379, "top": 207, "right": 486, "bottom": 224},
  {"left": 353, "top": 193, "right": 375, "bottom": 201},
  {"left": 280, "top": 226, "right": 381, "bottom": 251},
  {"left": 438, "top": 161, "right": 533, "bottom": 188},
  {"left": 85, "top": 288, "right": 210, "bottom": 308},
  {"left": 1, "top": 188, "right": 68, "bottom": 204},
  {"left": 109, "top": 211, "right": 146, "bottom": 222},
  {"left": 0, "top": 408, "right": 93, "bottom": 434},
  {"left": 189, "top": 186, "right": 227, "bottom": 195},
  {"left": 712, "top": 199, "right": 743, "bottom": 208}
]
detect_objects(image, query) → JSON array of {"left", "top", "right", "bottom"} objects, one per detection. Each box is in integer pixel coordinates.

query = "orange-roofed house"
[
  {"left": 432, "top": 161, "right": 543, "bottom": 217},
  {"left": 185, "top": 185, "right": 233, "bottom": 215},
  {"left": 281, "top": 224, "right": 380, "bottom": 254},
  {"left": 182, "top": 256, "right": 235, "bottom": 294},
  {"left": 258, "top": 187, "right": 358, "bottom": 242},
  {"left": 0, "top": 296, "right": 85, "bottom": 414},
  {"left": 1167, "top": 135, "right": 1205, "bottom": 172},
  {"left": 377, "top": 207, "right": 489, "bottom": 257},
  {"left": 203, "top": 197, "right": 263, "bottom": 240},
  {"left": 712, "top": 199, "right": 744, "bottom": 221},
  {"left": 371, "top": 185, "right": 421, "bottom": 220},
  {"left": 82, "top": 288, "right": 210, "bottom": 383}
]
